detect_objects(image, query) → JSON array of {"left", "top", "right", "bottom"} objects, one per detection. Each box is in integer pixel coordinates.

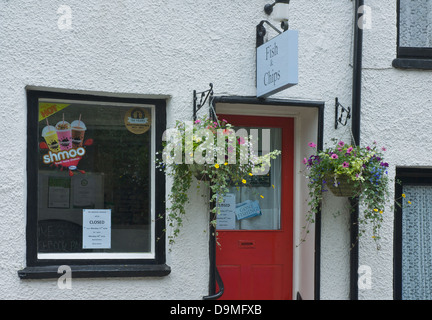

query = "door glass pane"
[
  {"left": 217, "top": 127, "right": 282, "bottom": 231},
  {"left": 402, "top": 185, "right": 432, "bottom": 299}
]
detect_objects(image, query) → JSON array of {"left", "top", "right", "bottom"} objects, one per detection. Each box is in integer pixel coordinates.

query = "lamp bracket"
[
  {"left": 264, "top": 0, "right": 291, "bottom": 15},
  {"left": 193, "top": 83, "right": 214, "bottom": 121},
  {"left": 335, "top": 98, "right": 351, "bottom": 129}
]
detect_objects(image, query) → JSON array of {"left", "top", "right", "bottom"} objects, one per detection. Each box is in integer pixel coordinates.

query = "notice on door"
[
  {"left": 216, "top": 193, "right": 236, "bottom": 230},
  {"left": 82, "top": 209, "right": 111, "bottom": 249}
]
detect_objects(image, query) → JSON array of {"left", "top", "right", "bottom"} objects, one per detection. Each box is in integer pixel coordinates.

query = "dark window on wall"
[
  {"left": 394, "top": 168, "right": 432, "bottom": 299},
  {"left": 19, "top": 90, "right": 169, "bottom": 279},
  {"left": 393, "top": 0, "right": 432, "bottom": 69}
]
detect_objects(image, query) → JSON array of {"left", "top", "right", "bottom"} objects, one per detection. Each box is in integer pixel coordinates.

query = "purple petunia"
[
  {"left": 342, "top": 162, "right": 349, "bottom": 168},
  {"left": 331, "top": 153, "right": 338, "bottom": 159},
  {"left": 308, "top": 142, "right": 317, "bottom": 148}
]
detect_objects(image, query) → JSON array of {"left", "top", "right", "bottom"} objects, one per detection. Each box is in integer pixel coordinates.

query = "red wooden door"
[{"left": 216, "top": 115, "right": 294, "bottom": 300}]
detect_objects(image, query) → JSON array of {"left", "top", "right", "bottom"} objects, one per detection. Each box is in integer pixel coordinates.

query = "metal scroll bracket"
[
  {"left": 193, "top": 83, "right": 214, "bottom": 121},
  {"left": 335, "top": 97, "right": 351, "bottom": 129}
]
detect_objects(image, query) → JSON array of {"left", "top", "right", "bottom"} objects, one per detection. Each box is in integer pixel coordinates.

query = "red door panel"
[{"left": 216, "top": 115, "right": 294, "bottom": 300}]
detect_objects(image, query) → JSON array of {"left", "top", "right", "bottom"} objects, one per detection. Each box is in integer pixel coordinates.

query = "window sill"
[
  {"left": 18, "top": 264, "right": 171, "bottom": 279},
  {"left": 392, "top": 58, "right": 432, "bottom": 70}
]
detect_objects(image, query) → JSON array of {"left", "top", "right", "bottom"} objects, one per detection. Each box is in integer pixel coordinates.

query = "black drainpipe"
[{"left": 350, "top": 0, "right": 364, "bottom": 301}]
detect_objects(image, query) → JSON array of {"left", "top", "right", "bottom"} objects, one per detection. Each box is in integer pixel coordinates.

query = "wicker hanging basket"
[
  {"left": 324, "top": 174, "right": 361, "bottom": 198},
  {"left": 190, "top": 163, "right": 209, "bottom": 181}
]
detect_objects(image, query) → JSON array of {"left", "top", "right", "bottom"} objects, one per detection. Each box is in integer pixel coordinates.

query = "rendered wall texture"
[{"left": 0, "top": 0, "right": 429, "bottom": 299}]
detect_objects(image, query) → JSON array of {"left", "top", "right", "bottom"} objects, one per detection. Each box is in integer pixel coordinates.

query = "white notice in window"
[
  {"left": 216, "top": 193, "right": 236, "bottom": 230},
  {"left": 82, "top": 209, "right": 111, "bottom": 249}
]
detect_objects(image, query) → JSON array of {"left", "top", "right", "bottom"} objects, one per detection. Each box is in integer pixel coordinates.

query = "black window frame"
[
  {"left": 393, "top": 0, "right": 432, "bottom": 70},
  {"left": 394, "top": 167, "right": 432, "bottom": 299},
  {"left": 18, "top": 89, "right": 170, "bottom": 279}
]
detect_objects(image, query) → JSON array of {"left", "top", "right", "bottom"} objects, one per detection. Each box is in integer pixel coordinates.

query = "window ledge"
[
  {"left": 18, "top": 264, "right": 171, "bottom": 279},
  {"left": 392, "top": 58, "right": 432, "bottom": 70}
]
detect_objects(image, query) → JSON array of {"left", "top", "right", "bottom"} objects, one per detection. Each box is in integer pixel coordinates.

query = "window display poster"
[
  {"left": 40, "top": 109, "right": 93, "bottom": 176},
  {"left": 48, "top": 177, "right": 70, "bottom": 208},
  {"left": 82, "top": 209, "right": 111, "bottom": 249},
  {"left": 216, "top": 193, "right": 236, "bottom": 230}
]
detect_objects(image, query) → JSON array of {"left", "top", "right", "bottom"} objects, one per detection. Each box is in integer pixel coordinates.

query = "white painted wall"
[{"left": 0, "top": 0, "right": 428, "bottom": 300}]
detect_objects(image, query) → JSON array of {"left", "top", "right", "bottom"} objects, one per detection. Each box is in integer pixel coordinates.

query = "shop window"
[
  {"left": 19, "top": 90, "right": 169, "bottom": 279},
  {"left": 393, "top": 0, "right": 432, "bottom": 69},
  {"left": 394, "top": 168, "right": 432, "bottom": 299}
]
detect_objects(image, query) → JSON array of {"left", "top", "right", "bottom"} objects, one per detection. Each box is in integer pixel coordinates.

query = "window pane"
[
  {"left": 400, "top": 0, "right": 432, "bottom": 48},
  {"left": 402, "top": 185, "right": 432, "bottom": 300},
  {"left": 37, "top": 99, "right": 154, "bottom": 257},
  {"left": 217, "top": 127, "right": 282, "bottom": 231}
]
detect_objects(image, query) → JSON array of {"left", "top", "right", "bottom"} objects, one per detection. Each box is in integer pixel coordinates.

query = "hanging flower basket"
[
  {"left": 324, "top": 173, "right": 362, "bottom": 198},
  {"left": 189, "top": 163, "right": 209, "bottom": 181},
  {"left": 301, "top": 139, "right": 393, "bottom": 247},
  {"left": 156, "top": 117, "right": 281, "bottom": 245}
]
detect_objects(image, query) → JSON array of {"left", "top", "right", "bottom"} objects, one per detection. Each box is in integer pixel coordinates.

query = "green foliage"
[
  {"left": 157, "top": 117, "right": 281, "bottom": 245},
  {"left": 302, "top": 139, "right": 393, "bottom": 248}
]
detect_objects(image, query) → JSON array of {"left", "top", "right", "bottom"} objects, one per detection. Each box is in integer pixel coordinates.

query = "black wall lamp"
[
  {"left": 257, "top": 0, "right": 290, "bottom": 47},
  {"left": 264, "top": 0, "right": 290, "bottom": 31}
]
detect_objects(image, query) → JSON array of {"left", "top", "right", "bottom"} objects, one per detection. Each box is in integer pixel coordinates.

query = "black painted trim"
[
  {"left": 18, "top": 264, "right": 171, "bottom": 279},
  {"left": 20, "top": 88, "right": 169, "bottom": 279},
  {"left": 394, "top": 0, "right": 432, "bottom": 69},
  {"left": 350, "top": 0, "right": 364, "bottom": 301},
  {"left": 392, "top": 58, "right": 432, "bottom": 70}
]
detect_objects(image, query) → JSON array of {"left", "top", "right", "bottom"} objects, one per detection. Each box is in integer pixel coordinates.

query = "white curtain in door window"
[
  {"left": 229, "top": 127, "right": 282, "bottom": 230},
  {"left": 402, "top": 185, "right": 432, "bottom": 300}
]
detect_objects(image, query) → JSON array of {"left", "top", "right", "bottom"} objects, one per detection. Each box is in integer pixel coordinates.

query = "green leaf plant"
[
  {"left": 301, "top": 139, "right": 409, "bottom": 250},
  {"left": 156, "top": 117, "right": 281, "bottom": 245}
]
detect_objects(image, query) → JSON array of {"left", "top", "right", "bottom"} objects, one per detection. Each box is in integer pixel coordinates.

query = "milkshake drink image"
[
  {"left": 42, "top": 125, "right": 61, "bottom": 152},
  {"left": 56, "top": 120, "right": 72, "bottom": 151},
  {"left": 71, "top": 119, "right": 86, "bottom": 148}
]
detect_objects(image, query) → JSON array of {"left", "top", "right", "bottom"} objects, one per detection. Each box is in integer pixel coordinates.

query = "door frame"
[{"left": 203, "top": 96, "right": 325, "bottom": 300}]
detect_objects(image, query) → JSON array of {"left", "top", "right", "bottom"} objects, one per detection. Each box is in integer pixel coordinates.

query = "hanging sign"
[{"left": 256, "top": 30, "right": 298, "bottom": 98}]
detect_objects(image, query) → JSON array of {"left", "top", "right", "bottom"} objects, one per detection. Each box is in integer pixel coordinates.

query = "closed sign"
[{"left": 256, "top": 30, "right": 298, "bottom": 98}]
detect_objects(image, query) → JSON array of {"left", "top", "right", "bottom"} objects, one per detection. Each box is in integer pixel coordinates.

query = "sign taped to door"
[{"left": 235, "top": 200, "right": 262, "bottom": 220}]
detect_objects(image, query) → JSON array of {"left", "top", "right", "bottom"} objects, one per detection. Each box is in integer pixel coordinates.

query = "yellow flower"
[
  {"left": 260, "top": 195, "right": 264, "bottom": 199},
  {"left": 402, "top": 194, "right": 406, "bottom": 198},
  {"left": 379, "top": 210, "right": 383, "bottom": 214},
  {"left": 224, "top": 162, "right": 228, "bottom": 166},
  {"left": 214, "top": 164, "right": 220, "bottom": 169},
  {"left": 242, "top": 179, "right": 246, "bottom": 184},
  {"left": 373, "top": 208, "right": 378, "bottom": 212},
  {"left": 248, "top": 173, "right": 253, "bottom": 176},
  {"left": 408, "top": 201, "right": 412, "bottom": 205},
  {"left": 272, "top": 184, "right": 275, "bottom": 189}
]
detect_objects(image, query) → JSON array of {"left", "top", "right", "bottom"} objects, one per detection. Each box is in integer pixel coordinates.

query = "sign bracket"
[
  {"left": 335, "top": 97, "right": 352, "bottom": 129},
  {"left": 193, "top": 83, "right": 214, "bottom": 121}
]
